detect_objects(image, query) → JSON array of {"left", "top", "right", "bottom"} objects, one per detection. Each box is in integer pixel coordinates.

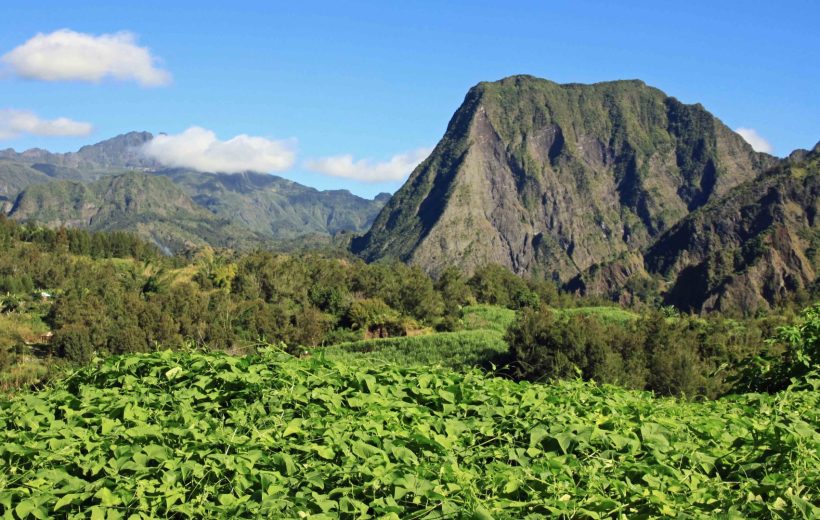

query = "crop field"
[
  {"left": 322, "top": 329, "right": 509, "bottom": 370},
  {"left": 555, "top": 306, "right": 639, "bottom": 324},
  {"left": 461, "top": 305, "right": 517, "bottom": 333},
  {"left": 1, "top": 349, "right": 818, "bottom": 519}
]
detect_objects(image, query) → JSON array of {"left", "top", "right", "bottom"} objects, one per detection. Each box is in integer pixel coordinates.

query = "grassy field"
[
  {"left": 322, "top": 304, "right": 638, "bottom": 372},
  {"left": 461, "top": 304, "right": 517, "bottom": 333},
  {"left": 322, "top": 329, "right": 509, "bottom": 370},
  {"left": 0, "top": 349, "right": 816, "bottom": 518},
  {"left": 556, "top": 306, "right": 639, "bottom": 324},
  {"left": 460, "top": 304, "right": 639, "bottom": 333},
  {"left": 322, "top": 304, "right": 517, "bottom": 370}
]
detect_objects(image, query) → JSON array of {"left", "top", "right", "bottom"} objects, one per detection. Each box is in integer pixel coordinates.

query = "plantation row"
[{"left": 1, "top": 349, "right": 818, "bottom": 519}]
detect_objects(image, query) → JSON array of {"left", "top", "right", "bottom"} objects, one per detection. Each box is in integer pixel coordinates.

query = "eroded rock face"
[
  {"left": 644, "top": 147, "right": 819, "bottom": 314},
  {"left": 354, "top": 75, "right": 774, "bottom": 282},
  {"left": 570, "top": 144, "right": 819, "bottom": 314}
]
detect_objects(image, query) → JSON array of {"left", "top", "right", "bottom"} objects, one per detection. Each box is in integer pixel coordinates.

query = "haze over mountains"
[{"left": 1, "top": 75, "right": 816, "bottom": 314}]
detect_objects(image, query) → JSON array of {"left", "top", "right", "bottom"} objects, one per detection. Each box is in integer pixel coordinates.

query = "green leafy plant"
[
  {"left": 1, "top": 348, "right": 817, "bottom": 518},
  {"left": 733, "top": 303, "right": 820, "bottom": 392}
]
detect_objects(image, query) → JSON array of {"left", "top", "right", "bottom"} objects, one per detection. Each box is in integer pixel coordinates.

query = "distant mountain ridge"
[
  {"left": 7, "top": 173, "right": 265, "bottom": 251},
  {"left": 352, "top": 75, "right": 813, "bottom": 313},
  {"left": 0, "top": 132, "right": 387, "bottom": 250},
  {"left": 0, "top": 131, "right": 158, "bottom": 170}
]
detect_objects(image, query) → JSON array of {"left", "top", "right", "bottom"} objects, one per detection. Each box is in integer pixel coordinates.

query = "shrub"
[
  {"left": 52, "top": 323, "right": 94, "bottom": 363},
  {"left": 732, "top": 303, "right": 820, "bottom": 392},
  {"left": 506, "top": 307, "right": 718, "bottom": 397}
]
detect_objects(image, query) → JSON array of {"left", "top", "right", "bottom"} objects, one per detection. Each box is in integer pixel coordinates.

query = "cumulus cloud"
[
  {"left": 142, "top": 127, "right": 296, "bottom": 173},
  {"left": 1, "top": 29, "right": 171, "bottom": 87},
  {"left": 0, "top": 109, "right": 93, "bottom": 139},
  {"left": 304, "top": 147, "right": 433, "bottom": 182},
  {"left": 735, "top": 127, "right": 773, "bottom": 154}
]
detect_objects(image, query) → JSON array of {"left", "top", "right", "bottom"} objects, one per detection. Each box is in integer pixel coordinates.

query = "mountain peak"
[
  {"left": 353, "top": 75, "right": 776, "bottom": 283},
  {"left": 74, "top": 131, "right": 156, "bottom": 169},
  {"left": 0, "top": 130, "right": 157, "bottom": 170}
]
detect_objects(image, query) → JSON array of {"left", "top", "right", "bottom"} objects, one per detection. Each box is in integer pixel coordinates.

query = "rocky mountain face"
[
  {"left": 0, "top": 133, "right": 386, "bottom": 249},
  {"left": 572, "top": 144, "right": 819, "bottom": 314},
  {"left": 351, "top": 75, "right": 816, "bottom": 313},
  {"left": 646, "top": 144, "right": 819, "bottom": 313},
  {"left": 353, "top": 75, "right": 775, "bottom": 282}
]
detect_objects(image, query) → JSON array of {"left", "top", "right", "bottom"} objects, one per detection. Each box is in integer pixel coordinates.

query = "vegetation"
[
  {"left": 505, "top": 306, "right": 780, "bottom": 398},
  {"left": 322, "top": 329, "right": 509, "bottom": 370},
  {"left": 461, "top": 305, "right": 516, "bottom": 333},
  {"left": 0, "top": 211, "right": 818, "bottom": 518},
  {"left": 1, "top": 213, "right": 810, "bottom": 402},
  {"left": 732, "top": 304, "right": 820, "bottom": 393},
  {"left": 1, "top": 348, "right": 817, "bottom": 518}
]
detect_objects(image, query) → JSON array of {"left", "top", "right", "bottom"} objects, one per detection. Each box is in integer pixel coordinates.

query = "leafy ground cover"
[{"left": 1, "top": 349, "right": 818, "bottom": 519}]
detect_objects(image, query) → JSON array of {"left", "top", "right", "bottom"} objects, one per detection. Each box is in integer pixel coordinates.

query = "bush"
[
  {"left": 732, "top": 303, "right": 820, "bottom": 392},
  {"left": 506, "top": 307, "right": 720, "bottom": 397},
  {"left": 53, "top": 323, "right": 94, "bottom": 364}
]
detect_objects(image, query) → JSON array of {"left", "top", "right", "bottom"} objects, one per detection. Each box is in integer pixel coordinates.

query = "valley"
[{"left": 0, "top": 9, "right": 816, "bottom": 514}]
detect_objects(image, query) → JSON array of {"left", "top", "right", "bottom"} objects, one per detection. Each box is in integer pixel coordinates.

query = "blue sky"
[{"left": 0, "top": 1, "right": 817, "bottom": 198}]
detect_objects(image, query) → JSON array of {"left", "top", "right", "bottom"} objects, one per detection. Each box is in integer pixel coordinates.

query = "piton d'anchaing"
[{"left": 354, "top": 75, "right": 818, "bottom": 314}]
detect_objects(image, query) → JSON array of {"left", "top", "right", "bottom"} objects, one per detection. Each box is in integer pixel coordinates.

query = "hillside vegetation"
[{"left": 1, "top": 215, "right": 810, "bottom": 399}]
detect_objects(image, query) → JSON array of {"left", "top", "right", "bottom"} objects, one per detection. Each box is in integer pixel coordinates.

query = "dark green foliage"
[
  {"left": 468, "top": 264, "right": 542, "bottom": 309},
  {"left": 51, "top": 324, "right": 94, "bottom": 364},
  {"left": 733, "top": 304, "right": 820, "bottom": 393},
  {"left": 435, "top": 267, "right": 474, "bottom": 308},
  {"left": 506, "top": 306, "right": 774, "bottom": 398}
]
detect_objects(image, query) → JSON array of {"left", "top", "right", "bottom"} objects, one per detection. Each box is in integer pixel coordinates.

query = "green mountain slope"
[
  {"left": 160, "top": 169, "right": 387, "bottom": 240},
  {"left": 0, "top": 132, "right": 387, "bottom": 246},
  {"left": 8, "top": 173, "right": 263, "bottom": 251},
  {"left": 0, "top": 162, "right": 52, "bottom": 204},
  {"left": 352, "top": 75, "right": 775, "bottom": 281}
]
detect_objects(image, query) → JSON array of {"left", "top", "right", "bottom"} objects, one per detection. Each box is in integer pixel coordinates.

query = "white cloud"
[
  {"left": 1, "top": 29, "right": 171, "bottom": 87},
  {"left": 142, "top": 126, "right": 296, "bottom": 173},
  {"left": 0, "top": 109, "right": 93, "bottom": 139},
  {"left": 304, "top": 147, "right": 433, "bottom": 182},
  {"left": 735, "top": 127, "right": 773, "bottom": 154}
]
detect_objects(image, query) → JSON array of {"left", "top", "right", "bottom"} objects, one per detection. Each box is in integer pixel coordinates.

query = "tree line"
[{"left": 1, "top": 215, "right": 814, "bottom": 397}]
